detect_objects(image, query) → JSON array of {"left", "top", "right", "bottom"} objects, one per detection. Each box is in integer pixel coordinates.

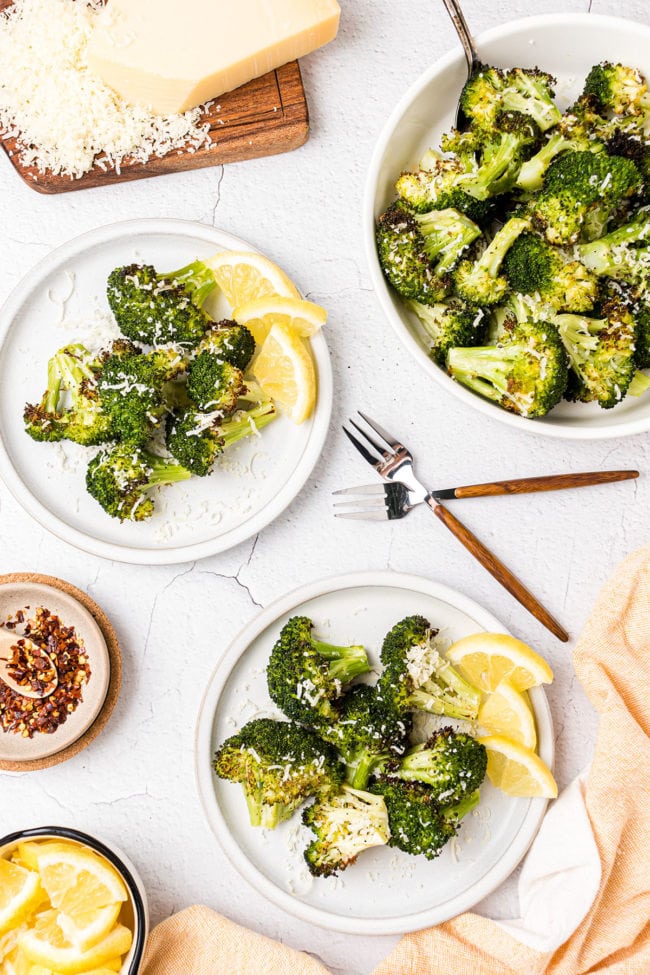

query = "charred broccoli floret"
[
  {"left": 503, "top": 232, "right": 599, "bottom": 312},
  {"left": 406, "top": 299, "right": 488, "bottom": 364},
  {"left": 577, "top": 210, "right": 650, "bottom": 284},
  {"left": 196, "top": 319, "right": 256, "bottom": 372},
  {"left": 583, "top": 62, "right": 650, "bottom": 117},
  {"left": 266, "top": 616, "right": 370, "bottom": 725},
  {"left": 370, "top": 778, "right": 479, "bottom": 860},
  {"left": 186, "top": 355, "right": 246, "bottom": 413},
  {"left": 447, "top": 318, "right": 569, "bottom": 417},
  {"left": 165, "top": 400, "right": 276, "bottom": 476},
  {"left": 97, "top": 343, "right": 176, "bottom": 446},
  {"left": 376, "top": 616, "right": 480, "bottom": 721},
  {"left": 303, "top": 786, "right": 391, "bottom": 876},
  {"left": 107, "top": 262, "right": 216, "bottom": 347},
  {"left": 213, "top": 718, "right": 343, "bottom": 829},
  {"left": 395, "top": 157, "right": 495, "bottom": 223},
  {"left": 460, "top": 65, "right": 561, "bottom": 133},
  {"left": 516, "top": 96, "right": 606, "bottom": 192},
  {"left": 321, "top": 684, "right": 412, "bottom": 790},
  {"left": 531, "top": 151, "right": 642, "bottom": 245},
  {"left": 86, "top": 442, "right": 191, "bottom": 521},
  {"left": 382, "top": 728, "right": 487, "bottom": 806},
  {"left": 453, "top": 216, "right": 531, "bottom": 306}
]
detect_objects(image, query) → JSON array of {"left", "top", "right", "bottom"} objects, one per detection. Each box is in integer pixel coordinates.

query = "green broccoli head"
[
  {"left": 186, "top": 354, "right": 246, "bottom": 413},
  {"left": 453, "top": 216, "right": 531, "bottom": 306},
  {"left": 107, "top": 262, "right": 215, "bottom": 347},
  {"left": 196, "top": 320, "right": 257, "bottom": 372},
  {"left": 583, "top": 62, "right": 649, "bottom": 116},
  {"left": 97, "top": 343, "right": 172, "bottom": 446},
  {"left": 376, "top": 616, "right": 481, "bottom": 721},
  {"left": 395, "top": 158, "right": 495, "bottom": 224},
  {"left": 385, "top": 728, "right": 487, "bottom": 805},
  {"left": 302, "top": 785, "right": 391, "bottom": 877},
  {"left": 214, "top": 718, "right": 344, "bottom": 829},
  {"left": 376, "top": 204, "right": 452, "bottom": 304},
  {"left": 266, "top": 616, "right": 371, "bottom": 725},
  {"left": 447, "top": 318, "right": 569, "bottom": 418},
  {"left": 460, "top": 65, "right": 561, "bottom": 133},
  {"left": 406, "top": 299, "right": 488, "bottom": 365},
  {"left": 503, "top": 233, "right": 599, "bottom": 312},
  {"left": 166, "top": 400, "right": 276, "bottom": 477},
  {"left": 86, "top": 443, "right": 191, "bottom": 521}
]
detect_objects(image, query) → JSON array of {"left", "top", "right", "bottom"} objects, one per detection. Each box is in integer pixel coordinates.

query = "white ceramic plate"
[
  {"left": 365, "top": 14, "right": 650, "bottom": 440},
  {"left": 0, "top": 219, "right": 332, "bottom": 564},
  {"left": 195, "top": 571, "right": 554, "bottom": 934}
]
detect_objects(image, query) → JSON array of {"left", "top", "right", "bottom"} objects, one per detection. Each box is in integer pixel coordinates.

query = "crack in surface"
[
  {"left": 142, "top": 563, "right": 197, "bottom": 659},
  {"left": 210, "top": 166, "right": 225, "bottom": 225}
]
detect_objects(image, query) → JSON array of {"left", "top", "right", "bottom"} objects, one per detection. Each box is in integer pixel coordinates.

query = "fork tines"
[{"left": 332, "top": 484, "right": 391, "bottom": 521}]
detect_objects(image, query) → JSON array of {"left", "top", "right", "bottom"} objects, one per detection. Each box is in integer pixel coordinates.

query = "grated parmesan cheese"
[{"left": 0, "top": 0, "right": 212, "bottom": 179}]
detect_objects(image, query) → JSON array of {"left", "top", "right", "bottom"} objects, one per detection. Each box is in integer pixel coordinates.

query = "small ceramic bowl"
[{"left": 0, "top": 826, "right": 149, "bottom": 975}]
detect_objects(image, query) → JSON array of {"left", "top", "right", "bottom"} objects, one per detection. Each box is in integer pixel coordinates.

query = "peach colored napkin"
[{"left": 375, "top": 543, "right": 650, "bottom": 975}]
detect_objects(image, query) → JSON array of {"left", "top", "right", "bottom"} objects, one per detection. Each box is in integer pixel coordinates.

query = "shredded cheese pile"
[{"left": 0, "top": 0, "right": 213, "bottom": 179}]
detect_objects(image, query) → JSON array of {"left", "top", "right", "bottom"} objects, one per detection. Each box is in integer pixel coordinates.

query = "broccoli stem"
[
  {"left": 312, "top": 639, "right": 369, "bottom": 683},
  {"left": 447, "top": 344, "right": 522, "bottom": 403},
  {"left": 408, "top": 684, "right": 479, "bottom": 720},
  {"left": 143, "top": 452, "right": 193, "bottom": 487},
  {"left": 442, "top": 789, "right": 480, "bottom": 822},
  {"left": 629, "top": 370, "right": 650, "bottom": 397},
  {"left": 502, "top": 79, "right": 560, "bottom": 131},
  {"left": 44, "top": 357, "right": 63, "bottom": 413},
  {"left": 346, "top": 750, "right": 384, "bottom": 790},
  {"left": 169, "top": 260, "right": 218, "bottom": 307},
  {"left": 220, "top": 402, "right": 276, "bottom": 448},
  {"left": 516, "top": 132, "right": 571, "bottom": 191}
]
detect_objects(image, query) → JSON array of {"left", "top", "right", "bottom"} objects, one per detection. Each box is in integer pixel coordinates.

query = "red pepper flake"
[{"left": 0, "top": 607, "right": 92, "bottom": 738}]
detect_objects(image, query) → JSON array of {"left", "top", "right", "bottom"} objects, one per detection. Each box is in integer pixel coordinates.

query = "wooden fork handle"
[
  {"left": 452, "top": 469, "right": 638, "bottom": 499},
  {"left": 428, "top": 499, "right": 569, "bottom": 642}
]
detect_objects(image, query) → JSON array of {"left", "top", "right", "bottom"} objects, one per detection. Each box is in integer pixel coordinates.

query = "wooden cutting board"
[{"left": 0, "top": 0, "right": 309, "bottom": 194}]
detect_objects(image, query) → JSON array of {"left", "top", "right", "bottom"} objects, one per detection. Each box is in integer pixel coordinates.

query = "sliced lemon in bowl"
[
  {"left": 0, "top": 860, "right": 42, "bottom": 936},
  {"left": 478, "top": 679, "right": 537, "bottom": 749},
  {"left": 252, "top": 323, "right": 316, "bottom": 424},
  {"left": 35, "top": 844, "right": 127, "bottom": 915},
  {"left": 204, "top": 251, "right": 299, "bottom": 306},
  {"left": 19, "top": 913, "right": 131, "bottom": 975},
  {"left": 479, "top": 735, "right": 558, "bottom": 798},
  {"left": 234, "top": 296, "right": 327, "bottom": 344},
  {"left": 56, "top": 902, "right": 122, "bottom": 952},
  {"left": 446, "top": 632, "right": 553, "bottom": 692}
]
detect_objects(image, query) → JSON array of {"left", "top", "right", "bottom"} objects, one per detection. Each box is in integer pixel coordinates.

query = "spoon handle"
[{"left": 440, "top": 0, "right": 480, "bottom": 74}]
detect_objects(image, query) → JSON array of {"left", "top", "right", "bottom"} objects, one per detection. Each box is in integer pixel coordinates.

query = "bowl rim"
[
  {"left": 364, "top": 12, "right": 650, "bottom": 441},
  {"left": 0, "top": 825, "right": 147, "bottom": 975}
]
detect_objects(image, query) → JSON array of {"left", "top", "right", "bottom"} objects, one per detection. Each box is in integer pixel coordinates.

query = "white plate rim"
[
  {"left": 194, "top": 570, "right": 554, "bottom": 935},
  {"left": 363, "top": 12, "right": 650, "bottom": 442},
  {"left": 0, "top": 218, "right": 332, "bottom": 564}
]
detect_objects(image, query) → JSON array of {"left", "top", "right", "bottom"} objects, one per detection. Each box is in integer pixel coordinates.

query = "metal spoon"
[
  {"left": 0, "top": 629, "right": 58, "bottom": 699},
  {"left": 441, "top": 0, "right": 482, "bottom": 129}
]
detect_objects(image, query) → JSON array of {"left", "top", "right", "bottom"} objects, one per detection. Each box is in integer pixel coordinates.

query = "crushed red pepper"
[{"left": 0, "top": 607, "right": 91, "bottom": 738}]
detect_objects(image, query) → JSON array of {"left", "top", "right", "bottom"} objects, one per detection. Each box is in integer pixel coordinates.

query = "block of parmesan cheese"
[{"left": 88, "top": 0, "right": 340, "bottom": 115}]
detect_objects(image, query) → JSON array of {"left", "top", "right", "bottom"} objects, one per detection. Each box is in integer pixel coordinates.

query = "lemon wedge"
[
  {"left": 36, "top": 844, "right": 127, "bottom": 915},
  {"left": 19, "top": 913, "right": 131, "bottom": 975},
  {"left": 479, "top": 735, "right": 558, "bottom": 798},
  {"left": 0, "top": 861, "right": 42, "bottom": 937},
  {"left": 56, "top": 903, "right": 122, "bottom": 952},
  {"left": 478, "top": 680, "right": 537, "bottom": 749},
  {"left": 252, "top": 323, "right": 316, "bottom": 423},
  {"left": 234, "top": 296, "right": 327, "bottom": 345},
  {"left": 204, "top": 251, "right": 299, "bottom": 307},
  {"left": 446, "top": 632, "right": 553, "bottom": 692}
]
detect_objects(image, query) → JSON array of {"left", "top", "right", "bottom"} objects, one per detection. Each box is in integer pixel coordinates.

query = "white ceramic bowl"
[
  {"left": 365, "top": 13, "right": 650, "bottom": 440},
  {"left": 0, "top": 826, "right": 149, "bottom": 974},
  {"left": 195, "top": 571, "right": 554, "bottom": 935}
]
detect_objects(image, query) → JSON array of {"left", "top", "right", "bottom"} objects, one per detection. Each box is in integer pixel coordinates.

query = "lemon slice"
[
  {"left": 479, "top": 680, "right": 537, "bottom": 749},
  {"left": 36, "top": 845, "right": 127, "bottom": 915},
  {"left": 12, "top": 843, "right": 70, "bottom": 873},
  {"left": 0, "top": 861, "right": 42, "bottom": 936},
  {"left": 446, "top": 633, "right": 553, "bottom": 692},
  {"left": 234, "top": 296, "right": 327, "bottom": 344},
  {"left": 2, "top": 945, "right": 31, "bottom": 975},
  {"left": 252, "top": 323, "right": 316, "bottom": 423},
  {"left": 19, "top": 913, "right": 131, "bottom": 975},
  {"left": 56, "top": 903, "right": 121, "bottom": 952},
  {"left": 479, "top": 735, "right": 558, "bottom": 798},
  {"left": 204, "top": 251, "right": 299, "bottom": 307},
  {"left": 28, "top": 968, "right": 121, "bottom": 975}
]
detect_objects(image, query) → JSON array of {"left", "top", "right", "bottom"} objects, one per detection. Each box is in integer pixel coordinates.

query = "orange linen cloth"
[{"left": 376, "top": 543, "right": 650, "bottom": 975}]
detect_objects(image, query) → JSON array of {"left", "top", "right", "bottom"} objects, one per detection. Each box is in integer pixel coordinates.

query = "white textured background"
[{"left": 1, "top": 1, "right": 648, "bottom": 972}]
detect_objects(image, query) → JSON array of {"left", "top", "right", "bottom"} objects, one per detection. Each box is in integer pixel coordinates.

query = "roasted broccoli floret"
[
  {"left": 370, "top": 778, "right": 479, "bottom": 860},
  {"left": 24, "top": 344, "right": 112, "bottom": 445},
  {"left": 406, "top": 299, "right": 488, "bottom": 364},
  {"left": 460, "top": 65, "right": 561, "bottom": 133},
  {"left": 302, "top": 785, "right": 391, "bottom": 876},
  {"left": 165, "top": 400, "right": 276, "bottom": 476},
  {"left": 583, "top": 62, "right": 650, "bottom": 117},
  {"left": 577, "top": 210, "right": 650, "bottom": 284},
  {"left": 453, "top": 216, "right": 531, "bottom": 306},
  {"left": 321, "top": 684, "right": 412, "bottom": 790},
  {"left": 186, "top": 355, "right": 246, "bottom": 412},
  {"left": 107, "top": 262, "right": 217, "bottom": 347},
  {"left": 196, "top": 319, "right": 257, "bottom": 372},
  {"left": 553, "top": 293, "right": 638, "bottom": 408},
  {"left": 376, "top": 616, "right": 480, "bottom": 721},
  {"left": 382, "top": 728, "right": 487, "bottom": 805},
  {"left": 86, "top": 442, "right": 191, "bottom": 521},
  {"left": 516, "top": 96, "right": 606, "bottom": 192},
  {"left": 531, "top": 151, "right": 642, "bottom": 245},
  {"left": 503, "top": 232, "right": 599, "bottom": 312},
  {"left": 395, "top": 157, "right": 495, "bottom": 223},
  {"left": 447, "top": 317, "right": 569, "bottom": 417},
  {"left": 97, "top": 343, "right": 176, "bottom": 446},
  {"left": 213, "top": 718, "right": 343, "bottom": 829},
  {"left": 267, "top": 616, "right": 370, "bottom": 725}
]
